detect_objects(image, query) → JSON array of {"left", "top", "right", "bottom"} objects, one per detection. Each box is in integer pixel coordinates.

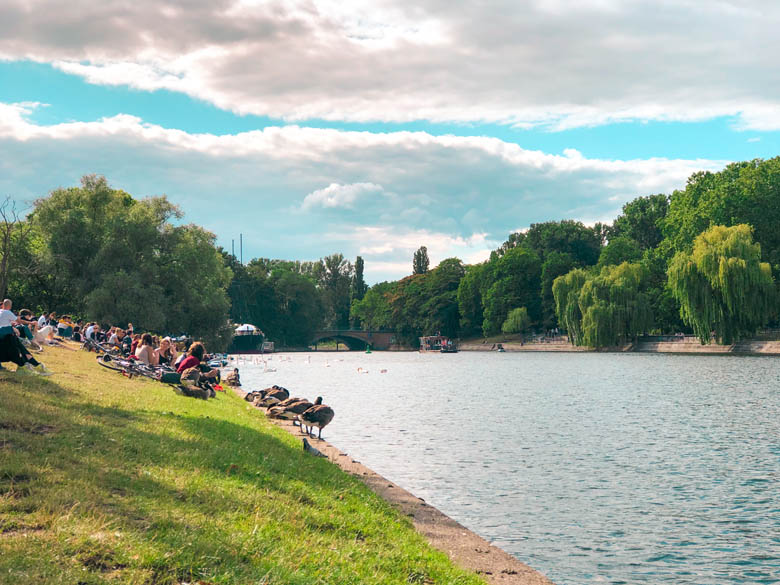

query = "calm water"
[{"left": 237, "top": 351, "right": 780, "bottom": 585}]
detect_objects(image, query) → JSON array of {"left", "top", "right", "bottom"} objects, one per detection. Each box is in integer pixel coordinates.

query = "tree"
[
  {"left": 319, "top": 253, "right": 352, "bottom": 329},
  {"left": 663, "top": 158, "right": 780, "bottom": 273},
  {"left": 611, "top": 193, "right": 669, "bottom": 250},
  {"left": 26, "top": 175, "right": 233, "bottom": 348},
  {"left": 350, "top": 282, "right": 393, "bottom": 331},
  {"left": 351, "top": 256, "right": 368, "bottom": 302},
  {"left": 0, "top": 197, "right": 33, "bottom": 299},
  {"left": 502, "top": 307, "right": 530, "bottom": 335},
  {"left": 667, "top": 224, "right": 775, "bottom": 344},
  {"left": 540, "top": 251, "right": 577, "bottom": 328},
  {"left": 522, "top": 220, "right": 601, "bottom": 267},
  {"left": 482, "top": 247, "right": 541, "bottom": 336},
  {"left": 552, "top": 268, "right": 588, "bottom": 344},
  {"left": 553, "top": 263, "right": 652, "bottom": 347},
  {"left": 597, "top": 236, "right": 642, "bottom": 268},
  {"left": 412, "top": 246, "right": 429, "bottom": 274},
  {"left": 457, "top": 262, "right": 489, "bottom": 337},
  {"left": 578, "top": 262, "right": 653, "bottom": 347}
]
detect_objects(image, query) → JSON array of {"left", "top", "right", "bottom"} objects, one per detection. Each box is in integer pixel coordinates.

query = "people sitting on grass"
[
  {"left": 134, "top": 333, "right": 158, "bottom": 365},
  {"left": 0, "top": 299, "right": 52, "bottom": 375},
  {"left": 176, "top": 341, "right": 219, "bottom": 381},
  {"left": 155, "top": 336, "right": 177, "bottom": 366}
]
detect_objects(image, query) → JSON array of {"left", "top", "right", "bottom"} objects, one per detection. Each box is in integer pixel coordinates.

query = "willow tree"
[
  {"left": 667, "top": 224, "right": 775, "bottom": 344},
  {"left": 552, "top": 268, "right": 588, "bottom": 344},
  {"left": 578, "top": 262, "right": 653, "bottom": 347}
]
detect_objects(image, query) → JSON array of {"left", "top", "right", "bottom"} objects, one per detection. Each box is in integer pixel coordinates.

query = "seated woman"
[
  {"left": 155, "top": 337, "right": 178, "bottom": 367},
  {"left": 226, "top": 367, "right": 241, "bottom": 386},
  {"left": 176, "top": 341, "right": 218, "bottom": 380},
  {"left": 134, "top": 333, "right": 159, "bottom": 366},
  {"left": 71, "top": 325, "right": 83, "bottom": 343}
]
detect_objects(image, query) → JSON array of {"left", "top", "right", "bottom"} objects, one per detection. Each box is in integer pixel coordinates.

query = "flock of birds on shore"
[{"left": 244, "top": 385, "right": 334, "bottom": 441}]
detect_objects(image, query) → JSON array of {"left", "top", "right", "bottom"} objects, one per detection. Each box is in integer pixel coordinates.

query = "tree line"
[{"left": 2, "top": 158, "right": 779, "bottom": 350}]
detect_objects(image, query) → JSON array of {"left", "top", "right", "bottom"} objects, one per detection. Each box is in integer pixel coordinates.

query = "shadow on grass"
[{"left": 0, "top": 372, "right": 372, "bottom": 585}]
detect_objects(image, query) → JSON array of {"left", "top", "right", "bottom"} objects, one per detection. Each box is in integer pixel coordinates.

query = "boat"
[
  {"left": 419, "top": 335, "right": 458, "bottom": 353},
  {"left": 227, "top": 323, "right": 270, "bottom": 354}
]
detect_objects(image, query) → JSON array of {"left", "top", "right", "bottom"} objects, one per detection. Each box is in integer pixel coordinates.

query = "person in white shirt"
[
  {"left": 0, "top": 299, "right": 52, "bottom": 375},
  {"left": 85, "top": 323, "right": 95, "bottom": 340},
  {"left": 0, "top": 299, "right": 18, "bottom": 337},
  {"left": 37, "top": 313, "right": 48, "bottom": 329}
]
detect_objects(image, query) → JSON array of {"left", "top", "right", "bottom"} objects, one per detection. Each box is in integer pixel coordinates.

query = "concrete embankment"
[
  {"left": 237, "top": 388, "right": 555, "bottom": 585},
  {"left": 460, "top": 338, "right": 780, "bottom": 355},
  {"left": 634, "top": 339, "right": 780, "bottom": 355}
]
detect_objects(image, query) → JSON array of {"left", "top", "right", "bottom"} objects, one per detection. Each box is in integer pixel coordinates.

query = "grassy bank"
[{"left": 0, "top": 345, "right": 485, "bottom": 585}]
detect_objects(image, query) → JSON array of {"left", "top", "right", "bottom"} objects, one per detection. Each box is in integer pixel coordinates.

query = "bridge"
[{"left": 310, "top": 329, "right": 398, "bottom": 350}]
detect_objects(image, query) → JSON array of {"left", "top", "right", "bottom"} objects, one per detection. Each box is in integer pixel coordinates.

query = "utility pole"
[{"left": 240, "top": 233, "right": 243, "bottom": 265}]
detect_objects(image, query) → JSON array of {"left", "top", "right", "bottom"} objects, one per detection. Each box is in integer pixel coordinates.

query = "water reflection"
[{"left": 240, "top": 351, "right": 780, "bottom": 585}]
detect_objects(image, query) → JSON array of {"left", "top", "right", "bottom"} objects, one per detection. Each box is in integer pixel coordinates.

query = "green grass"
[{"left": 0, "top": 346, "right": 486, "bottom": 585}]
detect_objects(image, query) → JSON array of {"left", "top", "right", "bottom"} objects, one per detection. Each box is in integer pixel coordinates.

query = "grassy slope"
[{"left": 0, "top": 346, "right": 485, "bottom": 585}]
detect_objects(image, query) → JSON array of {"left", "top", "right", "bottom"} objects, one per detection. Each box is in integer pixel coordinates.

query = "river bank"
[
  {"left": 459, "top": 336, "right": 780, "bottom": 355},
  {"left": 235, "top": 386, "right": 554, "bottom": 585},
  {"left": 0, "top": 345, "right": 494, "bottom": 584}
]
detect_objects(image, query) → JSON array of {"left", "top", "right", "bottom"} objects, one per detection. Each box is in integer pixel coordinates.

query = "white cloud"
[
  {"left": 302, "top": 182, "right": 384, "bottom": 210},
  {"left": 0, "top": 102, "right": 727, "bottom": 282},
  {"left": 1, "top": 0, "right": 779, "bottom": 129}
]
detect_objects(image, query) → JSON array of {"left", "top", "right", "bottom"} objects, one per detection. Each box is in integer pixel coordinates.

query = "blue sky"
[{"left": 1, "top": 1, "right": 778, "bottom": 282}]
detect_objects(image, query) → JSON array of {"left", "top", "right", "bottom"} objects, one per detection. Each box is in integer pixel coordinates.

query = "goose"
[
  {"left": 254, "top": 386, "right": 290, "bottom": 407},
  {"left": 298, "top": 400, "right": 335, "bottom": 439},
  {"left": 267, "top": 396, "right": 304, "bottom": 410},
  {"left": 268, "top": 397, "right": 321, "bottom": 422}
]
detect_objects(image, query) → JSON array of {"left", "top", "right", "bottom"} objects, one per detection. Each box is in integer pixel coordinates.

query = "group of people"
[
  {"left": 0, "top": 301, "right": 245, "bottom": 392},
  {"left": 0, "top": 299, "right": 53, "bottom": 375}
]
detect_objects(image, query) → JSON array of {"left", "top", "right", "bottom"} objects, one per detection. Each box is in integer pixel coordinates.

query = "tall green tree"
[
  {"left": 26, "top": 175, "right": 232, "bottom": 348},
  {"left": 553, "top": 263, "right": 653, "bottom": 347},
  {"left": 482, "top": 247, "right": 541, "bottom": 336},
  {"left": 351, "top": 256, "right": 368, "bottom": 302},
  {"left": 663, "top": 158, "right": 780, "bottom": 273},
  {"left": 457, "top": 262, "right": 489, "bottom": 337},
  {"left": 578, "top": 262, "right": 653, "bottom": 347},
  {"left": 667, "top": 224, "right": 775, "bottom": 344},
  {"left": 552, "top": 268, "right": 589, "bottom": 344},
  {"left": 350, "top": 282, "right": 393, "bottom": 331},
  {"left": 611, "top": 193, "right": 669, "bottom": 250},
  {"left": 319, "top": 253, "right": 352, "bottom": 328},
  {"left": 412, "top": 246, "right": 429, "bottom": 274}
]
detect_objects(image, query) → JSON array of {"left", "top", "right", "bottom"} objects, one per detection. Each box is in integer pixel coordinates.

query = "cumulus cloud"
[
  {"left": 302, "top": 182, "right": 385, "bottom": 210},
  {"left": 0, "top": 102, "right": 726, "bottom": 281},
  {"left": 1, "top": 0, "right": 779, "bottom": 129}
]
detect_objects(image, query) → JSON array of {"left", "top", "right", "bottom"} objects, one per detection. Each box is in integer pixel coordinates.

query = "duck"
[
  {"left": 298, "top": 400, "right": 335, "bottom": 440},
  {"left": 268, "top": 397, "right": 321, "bottom": 423}
]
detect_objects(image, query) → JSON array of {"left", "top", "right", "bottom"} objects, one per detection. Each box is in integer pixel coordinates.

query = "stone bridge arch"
[{"left": 310, "top": 330, "right": 397, "bottom": 350}]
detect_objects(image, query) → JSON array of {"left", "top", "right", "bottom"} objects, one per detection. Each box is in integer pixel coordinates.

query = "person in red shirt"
[{"left": 176, "top": 341, "right": 218, "bottom": 379}]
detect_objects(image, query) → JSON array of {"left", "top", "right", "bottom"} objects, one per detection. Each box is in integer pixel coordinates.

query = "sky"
[{"left": 1, "top": 0, "right": 779, "bottom": 283}]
